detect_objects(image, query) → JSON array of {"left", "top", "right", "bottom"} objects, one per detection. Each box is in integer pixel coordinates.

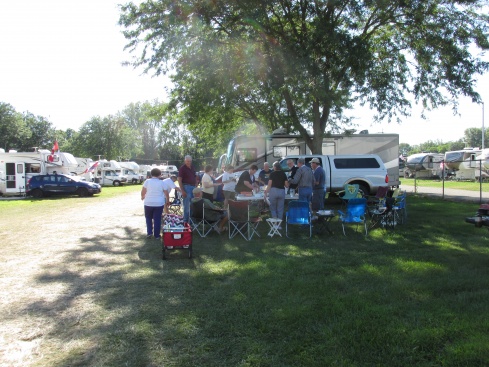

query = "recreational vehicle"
[
  {"left": 0, "top": 148, "right": 78, "bottom": 196},
  {"left": 444, "top": 148, "right": 487, "bottom": 181},
  {"left": 405, "top": 153, "right": 444, "bottom": 178},
  {"left": 94, "top": 160, "right": 128, "bottom": 186},
  {"left": 476, "top": 149, "right": 489, "bottom": 170},
  {"left": 218, "top": 133, "right": 400, "bottom": 187},
  {"left": 119, "top": 161, "right": 145, "bottom": 184}
]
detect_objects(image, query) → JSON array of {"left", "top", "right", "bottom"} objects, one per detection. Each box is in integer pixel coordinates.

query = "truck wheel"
[
  {"left": 77, "top": 188, "right": 89, "bottom": 197},
  {"left": 113, "top": 181, "right": 121, "bottom": 187},
  {"left": 31, "top": 189, "right": 43, "bottom": 198}
]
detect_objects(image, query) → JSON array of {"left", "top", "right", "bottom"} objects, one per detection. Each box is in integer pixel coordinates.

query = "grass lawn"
[
  {"left": 401, "top": 177, "right": 489, "bottom": 192},
  {"left": 2, "top": 190, "right": 489, "bottom": 366}
]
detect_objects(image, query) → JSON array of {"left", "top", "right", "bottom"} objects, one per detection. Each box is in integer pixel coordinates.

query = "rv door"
[{"left": 5, "top": 162, "right": 26, "bottom": 195}]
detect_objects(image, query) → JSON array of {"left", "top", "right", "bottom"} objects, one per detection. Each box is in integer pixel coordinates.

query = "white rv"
[
  {"left": 405, "top": 153, "right": 445, "bottom": 178},
  {"left": 94, "top": 160, "right": 128, "bottom": 186},
  {"left": 160, "top": 165, "right": 178, "bottom": 179},
  {"left": 445, "top": 148, "right": 487, "bottom": 181},
  {"left": 0, "top": 148, "right": 78, "bottom": 196},
  {"left": 218, "top": 133, "right": 400, "bottom": 187},
  {"left": 119, "top": 161, "right": 145, "bottom": 184}
]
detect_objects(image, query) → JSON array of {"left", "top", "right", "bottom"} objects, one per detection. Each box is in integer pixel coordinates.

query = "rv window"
[
  {"left": 16, "top": 164, "right": 24, "bottom": 174},
  {"left": 333, "top": 158, "right": 380, "bottom": 169},
  {"left": 236, "top": 148, "right": 257, "bottom": 163}
]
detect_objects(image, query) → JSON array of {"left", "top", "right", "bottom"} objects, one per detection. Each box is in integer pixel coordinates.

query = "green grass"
[
  {"left": 401, "top": 177, "right": 489, "bottom": 192},
  {"left": 5, "top": 192, "right": 489, "bottom": 366}
]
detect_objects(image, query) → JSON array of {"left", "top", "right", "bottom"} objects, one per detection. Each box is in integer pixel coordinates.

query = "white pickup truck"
[{"left": 279, "top": 154, "right": 389, "bottom": 196}]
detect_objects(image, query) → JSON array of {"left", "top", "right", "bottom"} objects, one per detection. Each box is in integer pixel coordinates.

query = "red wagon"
[{"left": 162, "top": 223, "right": 192, "bottom": 260}]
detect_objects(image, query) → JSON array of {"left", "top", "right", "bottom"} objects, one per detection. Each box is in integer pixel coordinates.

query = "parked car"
[{"left": 26, "top": 174, "right": 102, "bottom": 198}]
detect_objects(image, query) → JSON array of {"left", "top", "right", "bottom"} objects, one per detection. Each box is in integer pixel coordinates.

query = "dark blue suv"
[{"left": 27, "top": 174, "right": 102, "bottom": 198}]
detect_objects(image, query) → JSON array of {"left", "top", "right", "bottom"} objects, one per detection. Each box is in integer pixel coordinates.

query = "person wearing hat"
[{"left": 311, "top": 157, "right": 326, "bottom": 212}]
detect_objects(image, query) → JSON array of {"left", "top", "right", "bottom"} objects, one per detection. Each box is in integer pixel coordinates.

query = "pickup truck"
[{"left": 279, "top": 154, "right": 389, "bottom": 196}]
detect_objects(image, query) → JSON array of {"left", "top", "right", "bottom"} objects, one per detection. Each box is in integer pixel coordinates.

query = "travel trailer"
[
  {"left": 0, "top": 148, "right": 78, "bottom": 196},
  {"left": 476, "top": 148, "right": 489, "bottom": 170},
  {"left": 94, "top": 160, "right": 128, "bottom": 186},
  {"left": 218, "top": 133, "right": 400, "bottom": 187},
  {"left": 119, "top": 161, "right": 145, "bottom": 184},
  {"left": 405, "top": 153, "right": 444, "bottom": 178},
  {"left": 444, "top": 148, "right": 487, "bottom": 181}
]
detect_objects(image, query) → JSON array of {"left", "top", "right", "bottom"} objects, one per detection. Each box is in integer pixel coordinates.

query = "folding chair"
[
  {"left": 338, "top": 184, "right": 363, "bottom": 207},
  {"left": 392, "top": 193, "right": 407, "bottom": 225},
  {"left": 366, "top": 186, "right": 390, "bottom": 208},
  {"left": 168, "top": 190, "right": 182, "bottom": 215},
  {"left": 286, "top": 200, "right": 312, "bottom": 238},
  {"left": 189, "top": 199, "right": 220, "bottom": 237},
  {"left": 228, "top": 200, "right": 261, "bottom": 241},
  {"left": 338, "top": 198, "right": 368, "bottom": 236}
]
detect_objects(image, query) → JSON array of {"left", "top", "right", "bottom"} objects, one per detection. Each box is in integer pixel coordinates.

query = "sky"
[{"left": 0, "top": 0, "right": 488, "bottom": 146}]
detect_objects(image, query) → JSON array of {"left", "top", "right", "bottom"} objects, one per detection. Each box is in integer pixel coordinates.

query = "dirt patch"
[{"left": 0, "top": 191, "right": 148, "bottom": 366}]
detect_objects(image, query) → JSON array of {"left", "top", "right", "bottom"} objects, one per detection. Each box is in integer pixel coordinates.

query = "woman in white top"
[
  {"left": 141, "top": 168, "right": 168, "bottom": 239},
  {"left": 222, "top": 164, "right": 236, "bottom": 209},
  {"left": 201, "top": 165, "right": 220, "bottom": 201}
]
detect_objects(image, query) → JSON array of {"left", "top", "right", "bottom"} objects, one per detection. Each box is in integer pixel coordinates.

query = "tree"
[
  {"left": 464, "top": 127, "right": 488, "bottom": 148},
  {"left": 71, "top": 116, "right": 139, "bottom": 160},
  {"left": 20, "top": 112, "right": 57, "bottom": 151},
  {"left": 119, "top": 0, "right": 489, "bottom": 154},
  {"left": 0, "top": 102, "right": 31, "bottom": 151}
]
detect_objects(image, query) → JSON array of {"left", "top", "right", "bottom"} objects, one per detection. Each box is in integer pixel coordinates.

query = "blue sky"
[{"left": 0, "top": 0, "right": 487, "bottom": 146}]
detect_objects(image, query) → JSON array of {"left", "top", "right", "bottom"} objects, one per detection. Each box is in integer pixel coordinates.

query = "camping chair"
[
  {"left": 285, "top": 200, "right": 312, "bottom": 238},
  {"left": 189, "top": 199, "right": 220, "bottom": 237},
  {"left": 168, "top": 190, "right": 182, "bottom": 215},
  {"left": 366, "top": 186, "right": 390, "bottom": 208},
  {"left": 366, "top": 186, "right": 390, "bottom": 221},
  {"left": 228, "top": 200, "right": 261, "bottom": 241},
  {"left": 392, "top": 193, "right": 407, "bottom": 225},
  {"left": 338, "top": 198, "right": 368, "bottom": 236},
  {"left": 338, "top": 184, "right": 363, "bottom": 207}
]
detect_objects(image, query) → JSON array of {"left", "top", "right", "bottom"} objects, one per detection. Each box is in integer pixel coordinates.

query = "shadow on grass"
[{"left": 21, "top": 195, "right": 489, "bottom": 366}]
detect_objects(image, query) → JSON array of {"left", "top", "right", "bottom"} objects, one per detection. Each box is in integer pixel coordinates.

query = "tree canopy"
[{"left": 119, "top": 0, "right": 489, "bottom": 153}]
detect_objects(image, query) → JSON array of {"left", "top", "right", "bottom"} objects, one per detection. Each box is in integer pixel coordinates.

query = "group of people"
[
  {"left": 141, "top": 155, "right": 327, "bottom": 238},
  {"left": 263, "top": 158, "right": 326, "bottom": 221}
]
